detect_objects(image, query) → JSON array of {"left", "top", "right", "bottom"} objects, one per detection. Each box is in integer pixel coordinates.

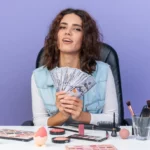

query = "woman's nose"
[{"left": 65, "top": 28, "right": 71, "bottom": 35}]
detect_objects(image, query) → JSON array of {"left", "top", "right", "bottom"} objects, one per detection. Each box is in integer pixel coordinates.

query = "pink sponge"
[
  {"left": 35, "top": 127, "right": 47, "bottom": 137},
  {"left": 34, "top": 127, "right": 47, "bottom": 146},
  {"left": 119, "top": 128, "right": 130, "bottom": 139}
]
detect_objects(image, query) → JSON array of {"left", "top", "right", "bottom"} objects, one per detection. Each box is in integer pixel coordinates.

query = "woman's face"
[{"left": 57, "top": 13, "right": 83, "bottom": 54}]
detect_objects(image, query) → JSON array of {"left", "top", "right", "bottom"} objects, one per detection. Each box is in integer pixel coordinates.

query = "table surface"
[{"left": 0, "top": 126, "right": 149, "bottom": 150}]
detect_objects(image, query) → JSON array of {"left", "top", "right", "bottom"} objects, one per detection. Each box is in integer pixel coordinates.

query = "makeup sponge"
[
  {"left": 119, "top": 128, "right": 130, "bottom": 139},
  {"left": 34, "top": 127, "right": 48, "bottom": 146}
]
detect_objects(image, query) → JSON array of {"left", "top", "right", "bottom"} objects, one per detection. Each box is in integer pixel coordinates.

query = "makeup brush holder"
[{"left": 132, "top": 115, "right": 150, "bottom": 140}]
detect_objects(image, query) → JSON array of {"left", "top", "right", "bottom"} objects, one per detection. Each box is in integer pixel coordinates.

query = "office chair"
[{"left": 22, "top": 43, "right": 130, "bottom": 126}]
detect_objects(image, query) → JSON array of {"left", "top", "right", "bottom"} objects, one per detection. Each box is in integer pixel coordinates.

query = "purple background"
[{"left": 0, "top": 0, "right": 150, "bottom": 125}]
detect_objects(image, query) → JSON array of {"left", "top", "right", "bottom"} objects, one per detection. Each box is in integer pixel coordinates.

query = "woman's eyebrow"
[
  {"left": 60, "top": 22, "right": 67, "bottom": 25},
  {"left": 72, "top": 24, "right": 82, "bottom": 28}
]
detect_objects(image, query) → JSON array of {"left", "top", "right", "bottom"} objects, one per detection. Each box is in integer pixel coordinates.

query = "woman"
[{"left": 32, "top": 8, "right": 118, "bottom": 126}]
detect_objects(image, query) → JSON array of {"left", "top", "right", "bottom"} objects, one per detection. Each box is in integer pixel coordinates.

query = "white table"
[{"left": 0, "top": 126, "right": 149, "bottom": 150}]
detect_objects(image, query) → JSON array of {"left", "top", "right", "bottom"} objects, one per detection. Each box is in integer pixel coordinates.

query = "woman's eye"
[
  {"left": 73, "top": 28, "right": 81, "bottom": 31},
  {"left": 59, "top": 26, "right": 66, "bottom": 29}
]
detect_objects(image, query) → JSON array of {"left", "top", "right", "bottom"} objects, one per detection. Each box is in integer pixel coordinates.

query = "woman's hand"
[
  {"left": 56, "top": 91, "right": 70, "bottom": 119},
  {"left": 60, "top": 95, "right": 83, "bottom": 120}
]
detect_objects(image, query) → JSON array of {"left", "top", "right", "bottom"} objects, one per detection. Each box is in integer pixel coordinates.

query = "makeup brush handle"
[{"left": 68, "top": 123, "right": 121, "bottom": 132}]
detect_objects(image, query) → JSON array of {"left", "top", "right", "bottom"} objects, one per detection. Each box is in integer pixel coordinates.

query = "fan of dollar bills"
[{"left": 50, "top": 67, "right": 96, "bottom": 97}]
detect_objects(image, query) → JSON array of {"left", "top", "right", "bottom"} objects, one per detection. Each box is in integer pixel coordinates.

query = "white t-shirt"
[{"left": 31, "top": 67, "right": 118, "bottom": 126}]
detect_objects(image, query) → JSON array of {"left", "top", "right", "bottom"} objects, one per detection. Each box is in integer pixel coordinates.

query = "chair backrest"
[{"left": 35, "top": 43, "right": 124, "bottom": 125}]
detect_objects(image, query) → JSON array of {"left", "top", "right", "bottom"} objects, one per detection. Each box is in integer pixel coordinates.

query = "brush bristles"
[
  {"left": 147, "top": 100, "right": 150, "bottom": 108},
  {"left": 126, "top": 100, "right": 134, "bottom": 116},
  {"left": 126, "top": 101, "right": 131, "bottom": 106}
]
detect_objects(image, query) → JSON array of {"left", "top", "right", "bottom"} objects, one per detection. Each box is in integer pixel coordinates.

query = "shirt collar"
[{"left": 47, "top": 73, "right": 54, "bottom": 87}]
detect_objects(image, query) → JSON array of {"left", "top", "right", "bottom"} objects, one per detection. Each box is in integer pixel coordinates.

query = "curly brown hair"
[{"left": 43, "top": 8, "right": 102, "bottom": 74}]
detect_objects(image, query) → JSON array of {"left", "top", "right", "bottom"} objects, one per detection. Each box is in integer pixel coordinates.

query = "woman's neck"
[{"left": 59, "top": 53, "right": 80, "bottom": 69}]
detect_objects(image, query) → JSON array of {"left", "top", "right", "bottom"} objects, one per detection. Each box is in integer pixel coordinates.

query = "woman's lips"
[{"left": 62, "top": 38, "right": 73, "bottom": 44}]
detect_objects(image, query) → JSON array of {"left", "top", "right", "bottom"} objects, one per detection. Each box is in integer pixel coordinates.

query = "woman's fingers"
[
  {"left": 56, "top": 91, "right": 66, "bottom": 96},
  {"left": 57, "top": 95, "right": 66, "bottom": 101},
  {"left": 60, "top": 95, "right": 79, "bottom": 104},
  {"left": 61, "top": 99, "right": 82, "bottom": 111},
  {"left": 61, "top": 103, "right": 77, "bottom": 110},
  {"left": 58, "top": 95, "right": 83, "bottom": 120},
  {"left": 56, "top": 91, "right": 67, "bottom": 103},
  {"left": 60, "top": 99, "right": 78, "bottom": 105},
  {"left": 64, "top": 107, "right": 82, "bottom": 119}
]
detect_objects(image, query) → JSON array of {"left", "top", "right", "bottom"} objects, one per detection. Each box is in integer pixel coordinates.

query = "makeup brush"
[
  {"left": 141, "top": 108, "right": 150, "bottom": 117},
  {"left": 111, "top": 112, "right": 117, "bottom": 137},
  {"left": 138, "top": 100, "right": 150, "bottom": 138},
  {"left": 113, "top": 112, "right": 115, "bottom": 128},
  {"left": 140, "top": 100, "right": 150, "bottom": 117},
  {"left": 147, "top": 100, "right": 150, "bottom": 108},
  {"left": 126, "top": 101, "right": 135, "bottom": 135},
  {"left": 126, "top": 101, "right": 135, "bottom": 116},
  {"left": 139, "top": 107, "right": 150, "bottom": 138}
]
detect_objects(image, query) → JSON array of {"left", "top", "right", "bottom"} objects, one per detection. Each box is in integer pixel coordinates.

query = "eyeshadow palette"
[
  {"left": 66, "top": 144, "right": 117, "bottom": 150},
  {"left": 0, "top": 129, "right": 34, "bottom": 141},
  {"left": 68, "top": 134, "right": 108, "bottom": 142}
]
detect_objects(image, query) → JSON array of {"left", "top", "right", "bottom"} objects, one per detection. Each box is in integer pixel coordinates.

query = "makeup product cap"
[{"left": 78, "top": 124, "right": 84, "bottom": 135}]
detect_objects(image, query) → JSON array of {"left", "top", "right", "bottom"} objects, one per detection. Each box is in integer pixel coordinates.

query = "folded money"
[{"left": 50, "top": 67, "right": 96, "bottom": 97}]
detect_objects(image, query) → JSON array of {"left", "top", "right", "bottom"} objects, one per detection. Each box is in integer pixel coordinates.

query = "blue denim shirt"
[{"left": 33, "top": 61, "right": 109, "bottom": 117}]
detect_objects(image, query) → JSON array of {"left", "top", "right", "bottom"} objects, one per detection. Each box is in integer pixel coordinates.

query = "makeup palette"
[
  {"left": 68, "top": 132, "right": 108, "bottom": 142},
  {"left": 50, "top": 128, "right": 65, "bottom": 135},
  {"left": 66, "top": 144, "right": 117, "bottom": 150},
  {"left": 52, "top": 137, "right": 70, "bottom": 144},
  {"left": 0, "top": 129, "right": 34, "bottom": 141}
]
